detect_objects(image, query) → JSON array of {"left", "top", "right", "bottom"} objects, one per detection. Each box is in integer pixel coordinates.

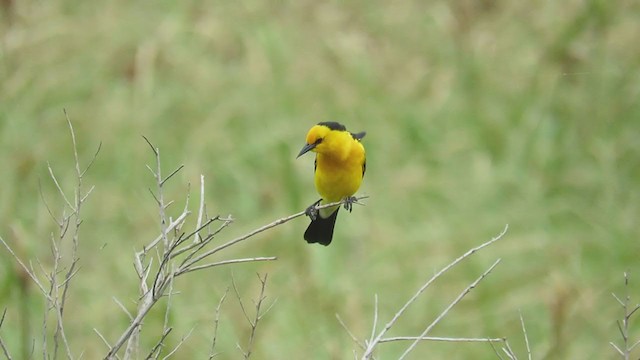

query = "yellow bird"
[{"left": 297, "top": 122, "right": 366, "bottom": 245}]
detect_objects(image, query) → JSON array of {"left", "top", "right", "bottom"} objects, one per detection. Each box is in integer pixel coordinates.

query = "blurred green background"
[{"left": 1, "top": 0, "right": 640, "bottom": 359}]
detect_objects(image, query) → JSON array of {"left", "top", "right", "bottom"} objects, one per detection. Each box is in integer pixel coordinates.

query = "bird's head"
[{"left": 297, "top": 124, "right": 332, "bottom": 158}]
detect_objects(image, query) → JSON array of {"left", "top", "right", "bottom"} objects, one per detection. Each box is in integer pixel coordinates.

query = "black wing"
[
  {"left": 351, "top": 131, "right": 366, "bottom": 178},
  {"left": 351, "top": 131, "right": 366, "bottom": 141},
  {"left": 363, "top": 159, "right": 366, "bottom": 178}
]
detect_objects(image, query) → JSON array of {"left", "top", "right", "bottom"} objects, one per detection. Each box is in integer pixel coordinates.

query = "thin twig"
[
  {"left": 0, "top": 309, "right": 5, "bottom": 329},
  {"left": 47, "top": 163, "right": 75, "bottom": 211},
  {"left": 176, "top": 257, "right": 277, "bottom": 276},
  {"left": 379, "top": 336, "right": 506, "bottom": 343},
  {"left": 519, "top": 311, "right": 531, "bottom": 360},
  {"left": 64, "top": 109, "right": 81, "bottom": 178},
  {"left": 489, "top": 338, "right": 506, "bottom": 360},
  {"left": 194, "top": 175, "right": 206, "bottom": 243},
  {"left": 39, "top": 178, "right": 62, "bottom": 225},
  {"left": 336, "top": 314, "right": 366, "bottom": 351},
  {"left": 0, "top": 308, "right": 12, "bottom": 360},
  {"left": 160, "top": 165, "right": 184, "bottom": 187},
  {"left": 209, "top": 288, "right": 229, "bottom": 359},
  {"left": 368, "top": 294, "right": 378, "bottom": 347},
  {"left": 234, "top": 274, "right": 271, "bottom": 359},
  {"left": 110, "top": 295, "right": 156, "bottom": 359},
  {"left": 501, "top": 339, "right": 518, "bottom": 360},
  {"left": 80, "top": 142, "right": 102, "bottom": 178},
  {"left": 142, "top": 212, "right": 191, "bottom": 254},
  {"left": 94, "top": 329, "right": 118, "bottom": 357},
  {"left": 112, "top": 297, "right": 134, "bottom": 321},
  {"left": 171, "top": 216, "right": 230, "bottom": 261},
  {"left": 0, "top": 236, "right": 51, "bottom": 300},
  {"left": 610, "top": 272, "right": 640, "bottom": 360},
  {"left": 231, "top": 275, "right": 251, "bottom": 326},
  {"left": 157, "top": 274, "right": 177, "bottom": 359},
  {"left": 161, "top": 327, "right": 194, "bottom": 360},
  {"left": 142, "top": 136, "right": 158, "bottom": 156},
  {"left": 144, "top": 328, "right": 172, "bottom": 360}
]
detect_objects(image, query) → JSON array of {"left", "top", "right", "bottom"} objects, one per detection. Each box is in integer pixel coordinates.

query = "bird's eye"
[{"left": 314, "top": 138, "right": 323, "bottom": 145}]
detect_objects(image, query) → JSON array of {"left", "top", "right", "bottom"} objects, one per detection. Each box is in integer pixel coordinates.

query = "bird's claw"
[
  {"left": 343, "top": 196, "right": 358, "bottom": 212},
  {"left": 305, "top": 199, "right": 322, "bottom": 221}
]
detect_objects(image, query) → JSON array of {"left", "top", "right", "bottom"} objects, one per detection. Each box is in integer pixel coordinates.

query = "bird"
[{"left": 297, "top": 121, "right": 366, "bottom": 246}]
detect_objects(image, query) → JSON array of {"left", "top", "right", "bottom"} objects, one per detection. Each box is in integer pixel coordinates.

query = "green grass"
[{"left": 2, "top": 0, "right": 640, "bottom": 358}]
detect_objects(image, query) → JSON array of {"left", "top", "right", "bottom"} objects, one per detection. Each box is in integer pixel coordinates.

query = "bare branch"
[
  {"left": 610, "top": 342, "right": 624, "bottom": 356},
  {"left": 176, "top": 257, "right": 277, "bottom": 276},
  {"left": 235, "top": 274, "right": 271, "bottom": 359},
  {"left": 0, "top": 308, "right": 12, "bottom": 360},
  {"left": 112, "top": 297, "right": 134, "bottom": 321},
  {"left": 144, "top": 328, "right": 172, "bottom": 360},
  {"left": 161, "top": 327, "right": 194, "bottom": 360},
  {"left": 160, "top": 165, "right": 184, "bottom": 187},
  {"left": 171, "top": 216, "right": 226, "bottom": 260},
  {"left": 336, "top": 314, "right": 366, "bottom": 351},
  {"left": 398, "top": 258, "right": 501, "bottom": 359},
  {"left": 209, "top": 288, "right": 229, "bottom": 359},
  {"left": 94, "top": 328, "right": 117, "bottom": 357},
  {"left": 231, "top": 275, "right": 252, "bottom": 326},
  {"left": 80, "top": 142, "right": 102, "bottom": 177},
  {"left": 613, "top": 293, "right": 625, "bottom": 307},
  {"left": 501, "top": 339, "right": 518, "bottom": 360},
  {"left": 47, "top": 162, "right": 75, "bottom": 211},
  {"left": 379, "top": 336, "right": 505, "bottom": 343},
  {"left": 39, "top": 178, "right": 62, "bottom": 225},
  {"left": 610, "top": 272, "right": 640, "bottom": 359},
  {"left": 489, "top": 339, "right": 506, "bottom": 360},
  {"left": 194, "top": 175, "right": 206, "bottom": 244},
  {"left": 154, "top": 273, "right": 177, "bottom": 359},
  {"left": 142, "top": 136, "right": 158, "bottom": 156},
  {"left": 108, "top": 296, "right": 157, "bottom": 359},
  {"left": 64, "top": 109, "right": 81, "bottom": 178},
  {"left": 0, "top": 236, "right": 51, "bottom": 300},
  {"left": 142, "top": 212, "right": 191, "bottom": 254},
  {"left": 368, "top": 294, "right": 378, "bottom": 347},
  {"left": 519, "top": 311, "right": 531, "bottom": 360},
  {"left": 178, "top": 197, "right": 368, "bottom": 272},
  {"left": 80, "top": 185, "right": 96, "bottom": 203},
  {"left": 0, "top": 309, "right": 5, "bottom": 329},
  {"left": 362, "top": 224, "right": 508, "bottom": 358}
]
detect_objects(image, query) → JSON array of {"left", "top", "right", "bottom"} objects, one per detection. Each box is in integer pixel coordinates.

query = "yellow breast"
[{"left": 314, "top": 137, "right": 365, "bottom": 202}]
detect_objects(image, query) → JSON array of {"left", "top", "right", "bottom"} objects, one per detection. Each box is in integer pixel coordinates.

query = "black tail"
[{"left": 304, "top": 209, "right": 339, "bottom": 246}]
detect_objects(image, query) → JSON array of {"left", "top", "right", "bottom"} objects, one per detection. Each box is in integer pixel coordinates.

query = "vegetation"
[{"left": 1, "top": 0, "right": 639, "bottom": 358}]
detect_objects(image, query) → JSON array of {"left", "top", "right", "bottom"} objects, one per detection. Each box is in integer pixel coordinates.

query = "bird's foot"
[
  {"left": 343, "top": 196, "right": 358, "bottom": 212},
  {"left": 305, "top": 199, "right": 322, "bottom": 221}
]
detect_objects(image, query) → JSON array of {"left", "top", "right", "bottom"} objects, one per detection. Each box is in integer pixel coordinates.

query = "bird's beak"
[{"left": 297, "top": 142, "right": 316, "bottom": 158}]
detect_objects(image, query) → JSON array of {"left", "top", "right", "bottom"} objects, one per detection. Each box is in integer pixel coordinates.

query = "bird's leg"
[
  {"left": 305, "top": 199, "right": 322, "bottom": 221},
  {"left": 343, "top": 196, "right": 358, "bottom": 212}
]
